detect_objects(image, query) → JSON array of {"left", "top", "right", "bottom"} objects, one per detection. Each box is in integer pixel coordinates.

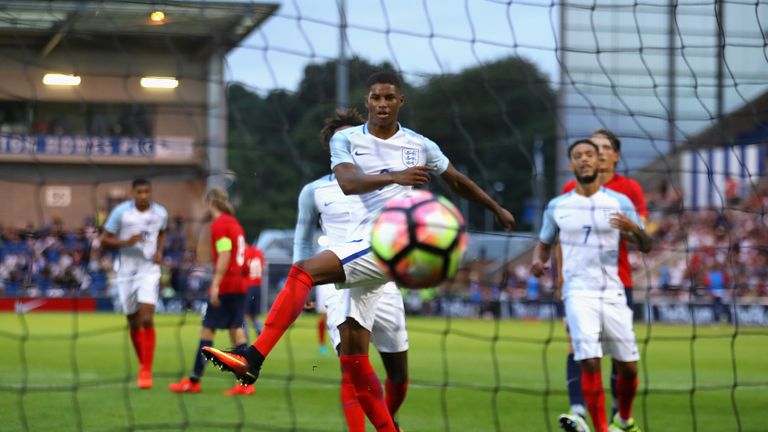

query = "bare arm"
[
  {"left": 610, "top": 213, "right": 653, "bottom": 253},
  {"left": 530, "top": 241, "right": 554, "bottom": 277},
  {"left": 153, "top": 229, "right": 167, "bottom": 264},
  {"left": 333, "top": 163, "right": 433, "bottom": 196},
  {"left": 440, "top": 163, "right": 515, "bottom": 231},
  {"left": 209, "top": 250, "right": 231, "bottom": 306},
  {"left": 100, "top": 231, "right": 141, "bottom": 249}
]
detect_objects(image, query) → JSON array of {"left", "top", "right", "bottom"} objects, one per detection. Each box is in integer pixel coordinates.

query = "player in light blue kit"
[
  {"left": 530, "top": 140, "right": 651, "bottom": 432},
  {"left": 203, "top": 72, "right": 515, "bottom": 432},
  {"left": 102, "top": 178, "right": 168, "bottom": 389},
  {"left": 294, "top": 109, "right": 410, "bottom": 430}
]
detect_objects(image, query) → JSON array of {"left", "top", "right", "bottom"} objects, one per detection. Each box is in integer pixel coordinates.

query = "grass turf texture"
[{"left": 0, "top": 312, "right": 765, "bottom": 431}]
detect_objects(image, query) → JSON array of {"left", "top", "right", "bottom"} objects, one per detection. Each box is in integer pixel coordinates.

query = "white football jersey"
[
  {"left": 104, "top": 200, "right": 168, "bottom": 262},
  {"left": 540, "top": 188, "right": 642, "bottom": 301},
  {"left": 293, "top": 173, "right": 359, "bottom": 262},
  {"left": 329, "top": 123, "right": 450, "bottom": 242}
]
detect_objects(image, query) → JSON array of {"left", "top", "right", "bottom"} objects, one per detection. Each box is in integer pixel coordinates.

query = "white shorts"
[
  {"left": 324, "top": 241, "right": 392, "bottom": 333},
  {"left": 327, "top": 241, "right": 388, "bottom": 290},
  {"left": 328, "top": 281, "right": 409, "bottom": 353},
  {"left": 115, "top": 260, "right": 161, "bottom": 315},
  {"left": 315, "top": 283, "right": 335, "bottom": 313},
  {"left": 565, "top": 296, "right": 639, "bottom": 362}
]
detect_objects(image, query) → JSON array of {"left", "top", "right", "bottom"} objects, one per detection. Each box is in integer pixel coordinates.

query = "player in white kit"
[
  {"left": 102, "top": 178, "right": 168, "bottom": 389},
  {"left": 293, "top": 109, "right": 409, "bottom": 430},
  {"left": 203, "top": 72, "right": 515, "bottom": 432},
  {"left": 530, "top": 140, "right": 651, "bottom": 432}
]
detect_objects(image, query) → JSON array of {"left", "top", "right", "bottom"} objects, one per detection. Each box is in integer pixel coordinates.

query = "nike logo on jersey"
[
  {"left": 323, "top": 201, "right": 335, "bottom": 207},
  {"left": 354, "top": 150, "right": 369, "bottom": 156}
]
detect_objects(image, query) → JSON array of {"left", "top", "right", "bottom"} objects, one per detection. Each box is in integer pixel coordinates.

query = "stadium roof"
[{"left": 0, "top": 0, "right": 279, "bottom": 54}]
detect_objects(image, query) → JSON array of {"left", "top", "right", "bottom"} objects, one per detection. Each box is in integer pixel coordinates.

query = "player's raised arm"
[{"left": 439, "top": 163, "right": 515, "bottom": 231}]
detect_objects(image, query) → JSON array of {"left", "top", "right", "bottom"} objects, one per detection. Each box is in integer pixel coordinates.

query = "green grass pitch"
[{"left": 0, "top": 312, "right": 765, "bottom": 431}]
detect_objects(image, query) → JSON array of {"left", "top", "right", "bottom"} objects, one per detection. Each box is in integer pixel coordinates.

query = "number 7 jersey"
[{"left": 539, "top": 187, "right": 642, "bottom": 301}]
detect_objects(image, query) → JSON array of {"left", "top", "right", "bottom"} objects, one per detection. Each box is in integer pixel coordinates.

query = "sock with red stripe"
[
  {"left": 385, "top": 378, "right": 408, "bottom": 417},
  {"left": 616, "top": 372, "right": 638, "bottom": 422},
  {"left": 340, "top": 354, "right": 396, "bottom": 432},
  {"left": 141, "top": 327, "right": 156, "bottom": 372},
  {"left": 340, "top": 369, "right": 366, "bottom": 432},
  {"left": 253, "top": 265, "right": 313, "bottom": 358},
  {"left": 581, "top": 369, "right": 608, "bottom": 432}
]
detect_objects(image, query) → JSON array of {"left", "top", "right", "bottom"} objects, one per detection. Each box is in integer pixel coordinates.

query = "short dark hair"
[
  {"left": 567, "top": 139, "right": 599, "bottom": 159},
  {"left": 366, "top": 71, "right": 402, "bottom": 91},
  {"left": 132, "top": 178, "right": 150, "bottom": 189},
  {"left": 591, "top": 128, "right": 621, "bottom": 152},
  {"left": 320, "top": 108, "right": 365, "bottom": 149}
]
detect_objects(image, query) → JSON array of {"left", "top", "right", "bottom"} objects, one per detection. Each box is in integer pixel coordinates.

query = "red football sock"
[
  {"left": 129, "top": 328, "right": 143, "bottom": 361},
  {"left": 340, "top": 354, "right": 397, "bottom": 432},
  {"left": 582, "top": 369, "right": 608, "bottom": 432},
  {"left": 340, "top": 369, "right": 366, "bottom": 432},
  {"left": 141, "top": 327, "right": 156, "bottom": 371},
  {"left": 317, "top": 316, "right": 327, "bottom": 345},
  {"left": 616, "top": 373, "right": 638, "bottom": 422},
  {"left": 253, "top": 265, "right": 313, "bottom": 357},
  {"left": 385, "top": 378, "right": 408, "bottom": 417}
]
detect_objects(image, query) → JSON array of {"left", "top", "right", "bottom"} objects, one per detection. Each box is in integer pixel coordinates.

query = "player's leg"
[
  {"left": 567, "top": 297, "right": 607, "bottom": 432},
  {"left": 580, "top": 358, "right": 607, "bottom": 432},
  {"left": 339, "top": 317, "right": 396, "bottom": 431},
  {"left": 605, "top": 301, "right": 640, "bottom": 432},
  {"left": 134, "top": 302, "right": 156, "bottom": 388},
  {"left": 168, "top": 325, "right": 212, "bottom": 393},
  {"left": 252, "top": 251, "right": 344, "bottom": 356},
  {"left": 379, "top": 352, "right": 407, "bottom": 420},
  {"left": 202, "top": 247, "right": 355, "bottom": 383},
  {"left": 327, "top": 290, "right": 366, "bottom": 431},
  {"left": 610, "top": 288, "right": 634, "bottom": 418},
  {"left": 609, "top": 361, "right": 639, "bottom": 432},
  {"left": 335, "top": 282, "right": 397, "bottom": 432},
  {"left": 560, "top": 319, "right": 588, "bottom": 430},
  {"left": 134, "top": 263, "right": 161, "bottom": 388},
  {"left": 118, "top": 267, "right": 143, "bottom": 364},
  {"left": 371, "top": 283, "right": 410, "bottom": 422},
  {"left": 223, "top": 295, "right": 254, "bottom": 396},
  {"left": 243, "top": 285, "right": 263, "bottom": 340},
  {"left": 169, "top": 295, "right": 223, "bottom": 393}
]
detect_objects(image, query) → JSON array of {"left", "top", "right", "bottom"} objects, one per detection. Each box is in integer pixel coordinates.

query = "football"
[{"left": 370, "top": 190, "right": 468, "bottom": 289}]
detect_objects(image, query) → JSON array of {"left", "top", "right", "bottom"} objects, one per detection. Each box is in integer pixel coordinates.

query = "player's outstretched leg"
[{"left": 203, "top": 253, "right": 343, "bottom": 384}]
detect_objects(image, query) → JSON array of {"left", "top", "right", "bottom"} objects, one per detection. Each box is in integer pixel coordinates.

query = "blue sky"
[{"left": 225, "top": 0, "right": 559, "bottom": 93}]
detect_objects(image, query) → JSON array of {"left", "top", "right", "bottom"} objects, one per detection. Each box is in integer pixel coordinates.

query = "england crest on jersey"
[{"left": 402, "top": 148, "right": 419, "bottom": 167}]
